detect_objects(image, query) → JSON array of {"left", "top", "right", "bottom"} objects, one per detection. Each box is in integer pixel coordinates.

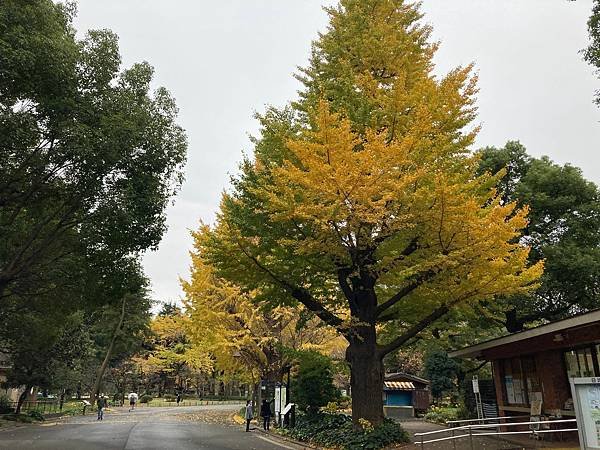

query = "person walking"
[
  {"left": 128, "top": 392, "right": 138, "bottom": 412},
  {"left": 176, "top": 392, "right": 182, "bottom": 406},
  {"left": 260, "top": 399, "right": 272, "bottom": 431},
  {"left": 244, "top": 400, "right": 253, "bottom": 432},
  {"left": 97, "top": 395, "right": 107, "bottom": 421}
]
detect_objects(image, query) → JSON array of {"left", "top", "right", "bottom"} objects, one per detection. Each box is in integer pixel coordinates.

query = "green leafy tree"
[
  {"left": 584, "top": 0, "right": 600, "bottom": 105},
  {"left": 87, "top": 259, "right": 152, "bottom": 404},
  {"left": 0, "top": 0, "right": 187, "bottom": 299},
  {"left": 478, "top": 142, "right": 600, "bottom": 331},
  {"left": 423, "top": 349, "right": 459, "bottom": 403},
  {"left": 4, "top": 311, "right": 91, "bottom": 413},
  {"left": 0, "top": 0, "right": 183, "bottom": 407},
  {"left": 294, "top": 351, "right": 339, "bottom": 415}
]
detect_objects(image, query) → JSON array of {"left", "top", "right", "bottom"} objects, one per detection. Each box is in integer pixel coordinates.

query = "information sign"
[{"left": 570, "top": 377, "right": 600, "bottom": 449}]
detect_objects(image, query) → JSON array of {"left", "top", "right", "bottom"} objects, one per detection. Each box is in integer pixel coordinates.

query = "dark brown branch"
[
  {"left": 377, "top": 237, "right": 420, "bottom": 275},
  {"left": 233, "top": 237, "right": 346, "bottom": 336},
  {"left": 379, "top": 304, "right": 450, "bottom": 357},
  {"left": 337, "top": 268, "right": 354, "bottom": 302}
]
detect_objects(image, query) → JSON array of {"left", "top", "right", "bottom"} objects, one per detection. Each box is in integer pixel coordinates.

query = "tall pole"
[{"left": 286, "top": 366, "right": 291, "bottom": 403}]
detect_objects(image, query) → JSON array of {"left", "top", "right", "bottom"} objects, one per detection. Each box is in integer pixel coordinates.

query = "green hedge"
[
  {"left": 279, "top": 412, "right": 408, "bottom": 450},
  {"left": 424, "top": 406, "right": 465, "bottom": 424}
]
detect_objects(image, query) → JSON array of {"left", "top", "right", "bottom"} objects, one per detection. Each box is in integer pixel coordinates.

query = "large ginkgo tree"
[{"left": 198, "top": 0, "right": 542, "bottom": 426}]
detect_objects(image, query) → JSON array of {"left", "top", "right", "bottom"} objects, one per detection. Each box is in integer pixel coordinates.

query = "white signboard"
[
  {"left": 280, "top": 386, "right": 287, "bottom": 415},
  {"left": 282, "top": 402, "right": 294, "bottom": 415},
  {"left": 274, "top": 387, "right": 281, "bottom": 414},
  {"left": 472, "top": 377, "right": 480, "bottom": 394},
  {"left": 274, "top": 386, "right": 287, "bottom": 415},
  {"left": 570, "top": 377, "right": 600, "bottom": 449},
  {"left": 505, "top": 376, "right": 516, "bottom": 404}
]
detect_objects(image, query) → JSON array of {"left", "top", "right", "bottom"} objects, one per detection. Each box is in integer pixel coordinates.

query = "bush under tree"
[{"left": 294, "top": 351, "right": 339, "bottom": 414}]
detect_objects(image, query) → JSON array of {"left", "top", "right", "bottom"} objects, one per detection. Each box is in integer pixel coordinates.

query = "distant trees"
[
  {"left": 478, "top": 142, "right": 600, "bottom": 332},
  {"left": 138, "top": 306, "right": 212, "bottom": 397},
  {"left": 423, "top": 350, "right": 459, "bottom": 403},
  {"left": 181, "top": 227, "right": 344, "bottom": 399}
]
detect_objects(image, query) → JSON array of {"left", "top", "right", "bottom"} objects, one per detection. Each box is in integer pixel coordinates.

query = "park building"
[
  {"left": 383, "top": 372, "right": 431, "bottom": 419},
  {"left": 450, "top": 308, "right": 600, "bottom": 424}
]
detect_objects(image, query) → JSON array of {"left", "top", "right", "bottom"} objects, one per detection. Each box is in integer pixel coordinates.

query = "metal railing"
[
  {"left": 137, "top": 399, "right": 243, "bottom": 407},
  {"left": 446, "top": 416, "right": 524, "bottom": 427},
  {"left": 415, "top": 418, "right": 578, "bottom": 449},
  {"left": 8, "top": 400, "right": 62, "bottom": 414}
]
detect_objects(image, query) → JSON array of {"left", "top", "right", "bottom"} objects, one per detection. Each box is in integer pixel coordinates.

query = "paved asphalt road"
[{"left": 0, "top": 403, "right": 305, "bottom": 450}]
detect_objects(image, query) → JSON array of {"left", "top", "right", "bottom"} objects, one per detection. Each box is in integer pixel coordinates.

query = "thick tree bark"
[
  {"left": 346, "top": 322, "right": 385, "bottom": 428},
  {"left": 15, "top": 385, "right": 31, "bottom": 414},
  {"left": 91, "top": 295, "right": 127, "bottom": 406}
]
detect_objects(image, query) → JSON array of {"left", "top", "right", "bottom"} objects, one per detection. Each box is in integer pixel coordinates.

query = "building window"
[
  {"left": 564, "top": 346, "right": 600, "bottom": 378},
  {"left": 501, "top": 356, "right": 539, "bottom": 406}
]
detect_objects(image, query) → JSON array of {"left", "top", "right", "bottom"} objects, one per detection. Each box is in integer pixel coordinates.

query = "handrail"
[
  {"left": 415, "top": 418, "right": 578, "bottom": 449},
  {"left": 469, "top": 418, "right": 576, "bottom": 430},
  {"left": 416, "top": 418, "right": 576, "bottom": 437},
  {"left": 446, "top": 416, "right": 522, "bottom": 426}
]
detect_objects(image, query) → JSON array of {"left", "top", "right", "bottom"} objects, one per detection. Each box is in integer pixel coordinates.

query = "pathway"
[{"left": 0, "top": 403, "right": 307, "bottom": 450}]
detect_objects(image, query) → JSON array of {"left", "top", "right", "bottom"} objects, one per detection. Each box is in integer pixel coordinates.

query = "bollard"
[{"left": 468, "top": 426, "right": 474, "bottom": 450}]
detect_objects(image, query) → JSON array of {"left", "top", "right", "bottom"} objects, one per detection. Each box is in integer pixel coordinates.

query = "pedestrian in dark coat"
[
  {"left": 260, "top": 399, "right": 272, "bottom": 431},
  {"left": 97, "top": 396, "right": 107, "bottom": 421}
]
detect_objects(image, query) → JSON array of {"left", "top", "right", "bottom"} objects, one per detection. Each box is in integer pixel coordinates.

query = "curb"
[{"left": 261, "top": 429, "right": 320, "bottom": 449}]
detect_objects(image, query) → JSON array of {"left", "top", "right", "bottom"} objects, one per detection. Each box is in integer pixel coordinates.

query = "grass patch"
[
  {"left": 278, "top": 412, "right": 409, "bottom": 450},
  {"left": 1, "top": 411, "right": 45, "bottom": 423}
]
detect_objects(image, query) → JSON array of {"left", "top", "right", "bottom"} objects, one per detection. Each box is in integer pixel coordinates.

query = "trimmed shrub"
[
  {"left": 280, "top": 412, "right": 409, "bottom": 450},
  {"left": 0, "top": 395, "right": 13, "bottom": 414},
  {"left": 424, "top": 405, "right": 463, "bottom": 424},
  {"left": 163, "top": 395, "right": 176, "bottom": 402},
  {"left": 294, "top": 351, "right": 339, "bottom": 414},
  {"left": 139, "top": 395, "right": 153, "bottom": 404}
]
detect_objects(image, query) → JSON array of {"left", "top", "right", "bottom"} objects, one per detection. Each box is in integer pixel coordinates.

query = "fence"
[
  {"left": 6, "top": 398, "right": 244, "bottom": 415},
  {"left": 8, "top": 400, "right": 63, "bottom": 414},
  {"left": 138, "top": 399, "right": 244, "bottom": 407},
  {"left": 415, "top": 418, "right": 578, "bottom": 449}
]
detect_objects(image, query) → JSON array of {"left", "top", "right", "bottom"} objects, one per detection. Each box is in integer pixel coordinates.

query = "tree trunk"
[
  {"left": 346, "top": 337, "right": 385, "bottom": 428},
  {"left": 91, "top": 295, "right": 127, "bottom": 406},
  {"left": 505, "top": 308, "right": 525, "bottom": 333},
  {"left": 15, "top": 385, "right": 31, "bottom": 414}
]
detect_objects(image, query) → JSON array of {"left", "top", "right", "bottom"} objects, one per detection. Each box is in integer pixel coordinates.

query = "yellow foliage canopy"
[{"left": 182, "top": 228, "right": 343, "bottom": 382}]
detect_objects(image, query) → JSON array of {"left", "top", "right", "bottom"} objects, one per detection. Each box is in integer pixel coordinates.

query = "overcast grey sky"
[{"left": 73, "top": 0, "right": 600, "bottom": 307}]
